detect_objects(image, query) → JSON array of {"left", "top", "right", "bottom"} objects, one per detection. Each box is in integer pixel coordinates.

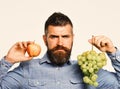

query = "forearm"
[
  {"left": 0, "top": 57, "right": 13, "bottom": 79},
  {"left": 0, "top": 58, "right": 22, "bottom": 89},
  {"left": 107, "top": 48, "right": 120, "bottom": 83}
]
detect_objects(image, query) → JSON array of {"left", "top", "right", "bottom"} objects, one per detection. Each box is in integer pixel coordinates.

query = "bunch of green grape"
[{"left": 77, "top": 50, "right": 107, "bottom": 87}]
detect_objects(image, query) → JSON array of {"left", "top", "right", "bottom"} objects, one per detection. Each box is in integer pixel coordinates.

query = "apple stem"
[{"left": 33, "top": 40, "right": 35, "bottom": 43}]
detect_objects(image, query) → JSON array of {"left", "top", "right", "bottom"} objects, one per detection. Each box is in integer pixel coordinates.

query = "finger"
[
  {"left": 100, "top": 40, "right": 108, "bottom": 47},
  {"left": 22, "top": 41, "right": 28, "bottom": 48},
  {"left": 100, "top": 42, "right": 106, "bottom": 47},
  {"left": 93, "top": 36, "right": 106, "bottom": 47},
  {"left": 14, "top": 42, "right": 27, "bottom": 51},
  {"left": 88, "top": 36, "right": 96, "bottom": 45},
  {"left": 88, "top": 39, "right": 92, "bottom": 44},
  {"left": 19, "top": 41, "right": 34, "bottom": 48},
  {"left": 96, "top": 36, "right": 110, "bottom": 47},
  {"left": 16, "top": 42, "right": 24, "bottom": 49},
  {"left": 88, "top": 35, "right": 95, "bottom": 44},
  {"left": 94, "top": 38, "right": 103, "bottom": 48},
  {"left": 27, "top": 41, "right": 34, "bottom": 46}
]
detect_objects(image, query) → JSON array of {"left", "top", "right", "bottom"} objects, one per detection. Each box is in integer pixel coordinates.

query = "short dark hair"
[{"left": 44, "top": 12, "right": 73, "bottom": 34}]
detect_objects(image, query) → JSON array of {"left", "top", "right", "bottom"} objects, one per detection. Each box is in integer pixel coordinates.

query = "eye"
[
  {"left": 62, "top": 35, "right": 70, "bottom": 38},
  {"left": 50, "top": 35, "right": 58, "bottom": 39}
]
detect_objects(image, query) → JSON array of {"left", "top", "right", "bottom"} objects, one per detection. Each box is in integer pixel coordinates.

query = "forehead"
[{"left": 47, "top": 24, "right": 73, "bottom": 35}]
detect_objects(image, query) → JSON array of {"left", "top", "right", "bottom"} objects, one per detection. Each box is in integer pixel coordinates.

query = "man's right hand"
[{"left": 5, "top": 41, "right": 34, "bottom": 64}]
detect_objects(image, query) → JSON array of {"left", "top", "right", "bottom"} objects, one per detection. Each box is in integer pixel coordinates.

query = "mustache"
[{"left": 51, "top": 45, "right": 69, "bottom": 52}]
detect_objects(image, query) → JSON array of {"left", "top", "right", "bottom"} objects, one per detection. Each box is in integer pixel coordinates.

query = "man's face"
[{"left": 43, "top": 24, "right": 74, "bottom": 66}]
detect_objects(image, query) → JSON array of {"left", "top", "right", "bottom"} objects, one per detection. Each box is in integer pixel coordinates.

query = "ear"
[
  {"left": 73, "top": 33, "right": 74, "bottom": 40},
  {"left": 43, "top": 35, "right": 47, "bottom": 46}
]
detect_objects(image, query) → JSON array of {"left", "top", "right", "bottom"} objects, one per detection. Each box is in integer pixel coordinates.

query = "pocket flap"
[
  {"left": 28, "top": 79, "right": 46, "bottom": 87},
  {"left": 70, "top": 78, "right": 83, "bottom": 84}
]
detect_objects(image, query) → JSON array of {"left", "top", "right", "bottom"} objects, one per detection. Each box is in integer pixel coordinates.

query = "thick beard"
[{"left": 47, "top": 45, "right": 72, "bottom": 66}]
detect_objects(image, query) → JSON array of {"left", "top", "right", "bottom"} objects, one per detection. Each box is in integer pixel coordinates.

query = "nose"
[{"left": 57, "top": 37, "right": 63, "bottom": 46}]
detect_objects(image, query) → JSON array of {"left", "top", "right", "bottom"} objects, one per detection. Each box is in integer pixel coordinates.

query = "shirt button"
[
  {"left": 116, "top": 56, "right": 120, "bottom": 59},
  {"left": 113, "top": 57, "right": 116, "bottom": 60},
  {"left": 56, "top": 67, "right": 60, "bottom": 70},
  {"left": 57, "top": 81, "right": 60, "bottom": 85},
  {"left": 35, "top": 81, "right": 39, "bottom": 85}
]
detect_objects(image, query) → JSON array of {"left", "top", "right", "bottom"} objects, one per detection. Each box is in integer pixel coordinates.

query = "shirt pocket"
[
  {"left": 69, "top": 78, "right": 86, "bottom": 89},
  {"left": 28, "top": 79, "right": 47, "bottom": 88},
  {"left": 28, "top": 79, "right": 86, "bottom": 89}
]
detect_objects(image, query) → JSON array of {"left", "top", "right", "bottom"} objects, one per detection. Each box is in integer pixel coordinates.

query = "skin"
[
  {"left": 5, "top": 41, "right": 34, "bottom": 64},
  {"left": 43, "top": 24, "right": 74, "bottom": 51},
  {"left": 5, "top": 25, "right": 116, "bottom": 64},
  {"left": 88, "top": 35, "right": 116, "bottom": 53}
]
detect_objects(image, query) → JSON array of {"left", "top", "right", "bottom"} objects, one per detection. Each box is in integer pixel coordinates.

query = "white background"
[{"left": 0, "top": 0, "right": 120, "bottom": 71}]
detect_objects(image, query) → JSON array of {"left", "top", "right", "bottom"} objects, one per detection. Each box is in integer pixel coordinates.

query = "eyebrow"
[{"left": 49, "top": 34, "right": 71, "bottom": 37}]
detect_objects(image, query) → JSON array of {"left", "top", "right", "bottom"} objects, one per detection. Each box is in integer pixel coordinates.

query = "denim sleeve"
[
  {"left": 107, "top": 48, "right": 120, "bottom": 84},
  {"left": 0, "top": 58, "right": 21, "bottom": 89},
  {"left": 0, "top": 58, "right": 12, "bottom": 79}
]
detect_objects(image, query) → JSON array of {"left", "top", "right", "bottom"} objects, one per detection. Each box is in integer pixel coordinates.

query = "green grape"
[
  {"left": 77, "top": 55, "right": 81, "bottom": 60},
  {"left": 81, "top": 56, "right": 86, "bottom": 62},
  {"left": 93, "top": 65, "right": 99, "bottom": 71},
  {"left": 84, "top": 61, "right": 89, "bottom": 65},
  {"left": 99, "top": 52, "right": 106, "bottom": 59},
  {"left": 93, "top": 82, "right": 99, "bottom": 87},
  {"left": 92, "top": 60, "right": 97, "bottom": 65},
  {"left": 90, "top": 50, "right": 97, "bottom": 55},
  {"left": 102, "top": 61, "right": 107, "bottom": 66},
  {"left": 91, "top": 74, "right": 98, "bottom": 82},
  {"left": 77, "top": 50, "right": 107, "bottom": 87},
  {"left": 81, "top": 64, "right": 87, "bottom": 69},
  {"left": 96, "top": 56, "right": 102, "bottom": 62},
  {"left": 97, "top": 62, "right": 103, "bottom": 68},
  {"left": 83, "top": 76, "right": 90, "bottom": 83},
  {"left": 88, "top": 63, "right": 93, "bottom": 68},
  {"left": 88, "top": 79, "right": 94, "bottom": 85},
  {"left": 82, "top": 51, "right": 89, "bottom": 56},
  {"left": 94, "top": 68, "right": 99, "bottom": 73},
  {"left": 78, "top": 60, "right": 83, "bottom": 65},
  {"left": 82, "top": 68, "right": 88, "bottom": 73},
  {"left": 83, "top": 70, "right": 89, "bottom": 76},
  {"left": 88, "top": 68, "right": 94, "bottom": 73},
  {"left": 91, "top": 55, "right": 97, "bottom": 60},
  {"left": 87, "top": 54, "right": 93, "bottom": 61}
]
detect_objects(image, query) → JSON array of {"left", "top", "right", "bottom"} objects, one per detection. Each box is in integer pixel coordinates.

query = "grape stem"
[{"left": 92, "top": 35, "right": 94, "bottom": 50}]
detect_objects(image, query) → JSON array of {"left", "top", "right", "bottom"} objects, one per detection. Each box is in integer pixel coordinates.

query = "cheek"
[
  {"left": 64, "top": 40, "right": 73, "bottom": 48},
  {"left": 47, "top": 40, "right": 57, "bottom": 49}
]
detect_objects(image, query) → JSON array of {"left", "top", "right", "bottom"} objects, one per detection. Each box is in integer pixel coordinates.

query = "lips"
[{"left": 54, "top": 49, "right": 65, "bottom": 53}]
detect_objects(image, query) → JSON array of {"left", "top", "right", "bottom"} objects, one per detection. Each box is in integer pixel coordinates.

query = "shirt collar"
[
  {"left": 39, "top": 52, "right": 72, "bottom": 65},
  {"left": 39, "top": 53, "right": 51, "bottom": 64}
]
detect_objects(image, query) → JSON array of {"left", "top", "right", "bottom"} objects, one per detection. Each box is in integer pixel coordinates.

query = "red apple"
[{"left": 27, "top": 43, "right": 41, "bottom": 57}]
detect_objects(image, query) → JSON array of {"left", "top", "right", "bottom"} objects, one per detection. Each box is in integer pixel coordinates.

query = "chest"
[{"left": 23, "top": 63, "right": 86, "bottom": 89}]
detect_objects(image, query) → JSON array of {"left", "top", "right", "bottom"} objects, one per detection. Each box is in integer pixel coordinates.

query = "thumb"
[
  {"left": 23, "top": 56, "right": 33, "bottom": 61},
  {"left": 88, "top": 39, "right": 92, "bottom": 44}
]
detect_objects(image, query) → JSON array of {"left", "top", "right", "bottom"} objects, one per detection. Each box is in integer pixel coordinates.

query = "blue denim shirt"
[{"left": 0, "top": 50, "right": 120, "bottom": 89}]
